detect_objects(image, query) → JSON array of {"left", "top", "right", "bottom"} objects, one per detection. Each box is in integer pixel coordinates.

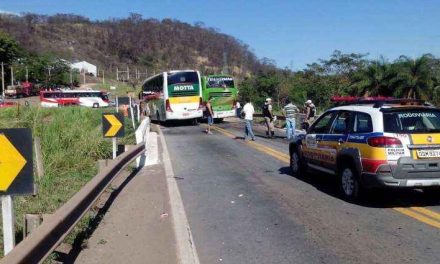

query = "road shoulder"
[{"left": 73, "top": 162, "right": 177, "bottom": 264}]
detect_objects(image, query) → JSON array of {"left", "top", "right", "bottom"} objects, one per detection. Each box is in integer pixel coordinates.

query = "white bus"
[
  {"left": 141, "top": 70, "right": 203, "bottom": 122},
  {"left": 40, "top": 90, "right": 109, "bottom": 108}
]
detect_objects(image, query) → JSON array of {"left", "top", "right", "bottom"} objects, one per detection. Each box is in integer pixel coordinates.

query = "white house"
[{"left": 70, "top": 61, "right": 97, "bottom": 76}]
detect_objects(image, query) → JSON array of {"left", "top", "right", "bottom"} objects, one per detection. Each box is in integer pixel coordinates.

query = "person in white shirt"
[{"left": 242, "top": 98, "right": 255, "bottom": 141}]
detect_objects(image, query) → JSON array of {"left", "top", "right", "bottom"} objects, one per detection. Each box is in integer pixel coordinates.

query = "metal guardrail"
[{"left": 1, "top": 143, "right": 146, "bottom": 264}]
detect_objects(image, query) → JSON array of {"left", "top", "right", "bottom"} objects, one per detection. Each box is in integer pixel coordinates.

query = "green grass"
[{"left": 0, "top": 105, "right": 137, "bottom": 257}]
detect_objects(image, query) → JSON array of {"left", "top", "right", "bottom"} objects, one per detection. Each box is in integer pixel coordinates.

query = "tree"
[
  {"left": 393, "top": 55, "right": 434, "bottom": 99},
  {"left": 350, "top": 59, "right": 396, "bottom": 96},
  {"left": 0, "top": 31, "right": 21, "bottom": 63}
]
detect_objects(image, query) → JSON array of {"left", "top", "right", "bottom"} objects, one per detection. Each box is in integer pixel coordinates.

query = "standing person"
[
  {"left": 205, "top": 97, "right": 214, "bottom": 134},
  {"left": 305, "top": 99, "right": 316, "bottom": 128},
  {"left": 236, "top": 101, "right": 242, "bottom": 118},
  {"left": 242, "top": 98, "right": 256, "bottom": 141},
  {"left": 262, "top": 98, "right": 275, "bottom": 138},
  {"left": 283, "top": 99, "right": 299, "bottom": 140}
]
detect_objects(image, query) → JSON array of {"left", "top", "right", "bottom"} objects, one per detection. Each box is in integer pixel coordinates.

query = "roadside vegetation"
[
  {"left": 240, "top": 51, "right": 440, "bottom": 112},
  {"left": 93, "top": 82, "right": 141, "bottom": 98},
  {"left": 0, "top": 105, "right": 136, "bottom": 256},
  {"left": 0, "top": 31, "right": 77, "bottom": 88},
  {"left": 3, "top": 15, "right": 440, "bottom": 115}
]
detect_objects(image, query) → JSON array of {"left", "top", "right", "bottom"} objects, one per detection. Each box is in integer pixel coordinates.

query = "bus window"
[
  {"left": 168, "top": 72, "right": 198, "bottom": 85},
  {"left": 207, "top": 77, "right": 235, "bottom": 88}
]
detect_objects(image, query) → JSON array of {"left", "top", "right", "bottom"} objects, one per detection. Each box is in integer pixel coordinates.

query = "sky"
[{"left": 1, "top": 0, "right": 440, "bottom": 70}]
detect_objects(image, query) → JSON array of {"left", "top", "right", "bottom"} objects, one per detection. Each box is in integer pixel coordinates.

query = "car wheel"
[
  {"left": 340, "top": 165, "right": 361, "bottom": 201},
  {"left": 290, "top": 149, "right": 302, "bottom": 177}
]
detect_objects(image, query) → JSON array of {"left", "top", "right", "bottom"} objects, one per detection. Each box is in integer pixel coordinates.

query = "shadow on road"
[
  {"left": 278, "top": 166, "right": 440, "bottom": 208},
  {"left": 152, "top": 119, "right": 199, "bottom": 127}
]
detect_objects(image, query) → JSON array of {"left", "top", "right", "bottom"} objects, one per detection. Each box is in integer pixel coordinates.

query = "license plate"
[
  {"left": 417, "top": 149, "right": 440, "bottom": 158},
  {"left": 182, "top": 113, "right": 189, "bottom": 116}
]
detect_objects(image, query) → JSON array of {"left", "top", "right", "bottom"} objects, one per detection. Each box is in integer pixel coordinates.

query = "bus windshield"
[
  {"left": 207, "top": 77, "right": 235, "bottom": 88},
  {"left": 167, "top": 72, "right": 200, "bottom": 97}
]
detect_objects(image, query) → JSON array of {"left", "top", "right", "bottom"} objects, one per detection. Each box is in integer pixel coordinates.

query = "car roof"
[
  {"left": 328, "top": 105, "right": 382, "bottom": 115},
  {"left": 329, "top": 104, "right": 437, "bottom": 114}
]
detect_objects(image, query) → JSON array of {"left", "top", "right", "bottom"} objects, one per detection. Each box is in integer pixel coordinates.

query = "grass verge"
[{"left": 0, "top": 105, "right": 136, "bottom": 258}]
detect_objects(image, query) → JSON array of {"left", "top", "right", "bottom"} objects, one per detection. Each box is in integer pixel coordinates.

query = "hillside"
[{"left": 0, "top": 13, "right": 262, "bottom": 78}]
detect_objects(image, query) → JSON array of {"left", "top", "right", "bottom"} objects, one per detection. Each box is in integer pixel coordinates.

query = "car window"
[
  {"left": 309, "top": 111, "right": 336, "bottom": 134},
  {"left": 383, "top": 109, "right": 440, "bottom": 133},
  {"left": 331, "top": 111, "right": 351, "bottom": 134},
  {"left": 352, "top": 112, "right": 373, "bottom": 133}
]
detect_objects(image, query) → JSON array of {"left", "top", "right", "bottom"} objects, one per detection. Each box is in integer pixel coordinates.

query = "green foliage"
[
  {"left": 0, "top": 106, "right": 134, "bottom": 255},
  {"left": 392, "top": 55, "right": 434, "bottom": 99},
  {"left": 239, "top": 51, "right": 440, "bottom": 111},
  {"left": 13, "top": 53, "right": 73, "bottom": 86},
  {"left": 0, "top": 31, "right": 22, "bottom": 63},
  {"left": 350, "top": 59, "right": 396, "bottom": 96}
]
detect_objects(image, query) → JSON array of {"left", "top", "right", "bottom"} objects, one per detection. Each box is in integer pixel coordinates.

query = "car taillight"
[
  {"left": 166, "top": 99, "right": 173, "bottom": 112},
  {"left": 198, "top": 97, "right": 204, "bottom": 110},
  {"left": 367, "top": 136, "right": 402, "bottom": 148}
]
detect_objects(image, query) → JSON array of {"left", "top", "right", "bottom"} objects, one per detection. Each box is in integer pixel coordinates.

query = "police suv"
[{"left": 289, "top": 97, "right": 440, "bottom": 200}]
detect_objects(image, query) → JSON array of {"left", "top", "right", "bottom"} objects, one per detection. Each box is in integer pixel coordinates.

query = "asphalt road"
[{"left": 163, "top": 120, "right": 440, "bottom": 264}]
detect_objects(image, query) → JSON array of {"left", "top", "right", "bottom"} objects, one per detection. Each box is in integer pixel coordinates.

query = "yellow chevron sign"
[
  {"left": 0, "top": 134, "right": 27, "bottom": 191},
  {"left": 102, "top": 113, "right": 124, "bottom": 138}
]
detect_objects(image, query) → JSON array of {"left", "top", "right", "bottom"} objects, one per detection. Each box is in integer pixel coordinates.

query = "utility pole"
[
  {"left": 69, "top": 69, "right": 73, "bottom": 85},
  {"left": 83, "top": 70, "right": 86, "bottom": 84},
  {"left": 1, "top": 62, "right": 4, "bottom": 97},
  {"left": 116, "top": 67, "right": 119, "bottom": 81},
  {"left": 102, "top": 70, "right": 105, "bottom": 84},
  {"left": 10, "top": 66, "right": 14, "bottom": 86},
  {"left": 127, "top": 66, "right": 130, "bottom": 81},
  {"left": 25, "top": 66, "right": 29, "bottom": 82}
]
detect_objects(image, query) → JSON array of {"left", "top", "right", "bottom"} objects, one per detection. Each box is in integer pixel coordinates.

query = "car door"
[
  {"left": 322, "top": 111, "right": 353, "bottom": 172},
  {"left": 303, "top": 111, "right": 337, "bottom": 168}
]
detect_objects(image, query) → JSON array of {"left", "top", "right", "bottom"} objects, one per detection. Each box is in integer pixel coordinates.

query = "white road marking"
[{"left": 158, "top": 126, "right": 201, "bottom": 264}]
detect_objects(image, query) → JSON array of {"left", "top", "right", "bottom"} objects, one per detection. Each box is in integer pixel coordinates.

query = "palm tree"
[
  {"left": 350, "top": 60, "right": 396, "bottom": 96},
  {"left": 393, "top": 55, "right": 433, "bottom": 99}
]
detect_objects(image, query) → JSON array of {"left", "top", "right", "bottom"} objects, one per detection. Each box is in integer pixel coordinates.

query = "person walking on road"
[
  {"left": 262, "top": 98, "right": 275, "bottom": 138},
  {"left": 305, "top": 99, "right": 316, "bottom": 129},
  {"left": 283, "top": 99, "right": 299, "bottom": 140},
  {"left": 205, "top": 97, "right": 214, "bottom": 135},
  {"left": 242, "top": 98, "right": 255, "bottom": 141}
]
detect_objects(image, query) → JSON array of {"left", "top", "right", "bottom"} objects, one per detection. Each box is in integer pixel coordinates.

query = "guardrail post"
[
  {"left": 23, "top": 214, "right": 42, "bottom": 239},
  {"left": 34, "top": 137, "right": 44, "bottom": 179},
  {"left": 97, "top": 160, "right": 109, "bottom": 172},
  {"left": 2, "top": 195, "right": 15, "bottom": 255}
]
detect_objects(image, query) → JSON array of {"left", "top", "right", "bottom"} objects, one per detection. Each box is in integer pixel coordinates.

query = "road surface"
[{"left": 162, "top": 119, "right": 440, "bottom": 264}]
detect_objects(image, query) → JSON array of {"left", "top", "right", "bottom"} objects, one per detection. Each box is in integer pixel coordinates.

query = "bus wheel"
[{"left": 93, "top": 103, "right": 99, "bottom": 108}]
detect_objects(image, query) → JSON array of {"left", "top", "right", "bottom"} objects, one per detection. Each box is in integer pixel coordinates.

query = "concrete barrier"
[{"left": 135, "top": 117, "right": 150, "bottom": 168}]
